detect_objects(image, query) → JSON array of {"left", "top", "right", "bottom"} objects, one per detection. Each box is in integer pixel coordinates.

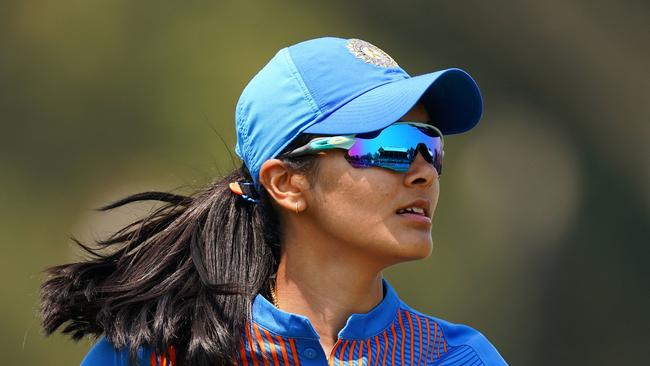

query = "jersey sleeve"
[{"left": 80, "top": 337, "right": 156, "bottom": 366}]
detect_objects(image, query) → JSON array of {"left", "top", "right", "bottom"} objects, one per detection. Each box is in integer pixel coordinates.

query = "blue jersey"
[{"left": 81, "top": 279, "right": 507, "bottom": 365}]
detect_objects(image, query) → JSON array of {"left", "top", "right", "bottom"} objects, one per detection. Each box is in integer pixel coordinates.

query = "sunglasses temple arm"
[
  {"left": 281, "top": 136, "right": 355, "bottom": 158},
  {"left": 281, "top": 144, "right": 314, "bottom": 158}
]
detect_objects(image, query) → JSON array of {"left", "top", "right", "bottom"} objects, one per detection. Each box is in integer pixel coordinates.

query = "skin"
[{"left": 258, "top": 102, "right": 439, "bottom": 358}]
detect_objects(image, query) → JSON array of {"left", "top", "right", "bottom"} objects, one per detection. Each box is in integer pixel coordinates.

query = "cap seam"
[{"left": 282, "top": 48, "right": 322, "bottom": 117}]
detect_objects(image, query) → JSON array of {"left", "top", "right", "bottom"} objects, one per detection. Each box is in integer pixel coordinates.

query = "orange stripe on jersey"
[
  {"left": 245, "top": 320, "right": 260, "bottom": 366},
  {"left": 390, "top": 322, "right": 398, "bottom": 366},
  {"left": 160, "top": 353, "right": 167, "bottom": 366},
  {"left": 349, "top": 340, "right": 357, "bottom": 363},
  {"left": 339, "top": 339, "right": 350, "bottom": 362},
  {"left": 397, "top": 310, "right": 406, "bottom": 366},
  {"left": 262, "top": 328, "right": 281, "bottom": 366},
  {"left": 252, "top": 322, "right": 271, "bottom": 366},
  {"left": 423, "top": 317, "right": 431, "bottom": 366},
  {"left": 412, "top": 313, "right": 423, "bottom": 366},
  {"left": 150, "top": 351, "right": 156, "bottom": 366},
  {"left": 437, "top": 325, "right": 442, "bottom": 359},
  {"left": 240, "top": 340, "right": 250, "bottom": 366},
  {"left": 438, "top": 329, "right": 443, "bottom": 358},
  {"left": 430, "top": 321, "right": 438, "bottom": 363},
  {"left": 168, "top": 346, "right": 176, "bottom": 366},
  {"left": 365, "top": 338, "right": 371, "bottom": 366},
  {"left": 288, "top": 338, "right": 301, "bottom": 366},
  {"left": 443, "top": 336, "right": 448, "bottom": 353},
  {"left": 274, "top": 335, "right": 291, "bottom": 366},
  {"left": 372, "top": 335, "right": 380, "bottom": 366},
  {"left": 327, "top": 340, "right": 341, "bottom": 366},
  {"left": 404, "top": 310, "right": 415, "bottom": 366},
  {"left": 381, "top": 329, "right": 389, "bottom": 366},
  {"left": 357, "top": 339, "right": 365, "bottom": 366}
]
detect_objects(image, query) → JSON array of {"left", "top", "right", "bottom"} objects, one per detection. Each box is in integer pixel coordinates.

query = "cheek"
[
  {"left": 312, "top": 156, "right": 386, "bottom": 212},
  {"left": 430, "top": 183, "right": 441, "bottom": 214},
  {"left": 311, "top": 169, "right": 400, "bottom": 243}
]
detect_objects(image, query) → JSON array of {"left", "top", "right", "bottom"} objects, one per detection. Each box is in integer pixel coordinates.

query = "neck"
[{"left": 273, "top": 229, "right": 385, "bottom": 346}]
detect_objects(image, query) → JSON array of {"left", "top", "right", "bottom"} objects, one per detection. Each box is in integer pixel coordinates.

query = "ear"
[{"left": 258, "top": 159, "right": 309, "bottom": 213}]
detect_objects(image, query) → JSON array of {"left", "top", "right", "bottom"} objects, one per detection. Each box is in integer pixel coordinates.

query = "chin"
[{"left": 392, "top": 239, "right": 433, "bottom": 262}]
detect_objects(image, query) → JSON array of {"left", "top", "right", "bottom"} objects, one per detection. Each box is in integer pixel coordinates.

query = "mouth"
[
  {"left": 395, "top": 199, "right": 431, "bottom": 218},
  {"left": 395, "top": 199, "right": 431, "bottom": 229}
]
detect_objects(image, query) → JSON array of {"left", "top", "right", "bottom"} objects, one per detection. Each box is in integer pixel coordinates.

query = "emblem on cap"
[{"left": 346, "top": 39, "right": 399, "bottom": 68}]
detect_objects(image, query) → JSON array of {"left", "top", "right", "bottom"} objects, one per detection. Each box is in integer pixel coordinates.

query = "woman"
[{"left": 41, "top": 37, "right": 507, "bottom": 365}]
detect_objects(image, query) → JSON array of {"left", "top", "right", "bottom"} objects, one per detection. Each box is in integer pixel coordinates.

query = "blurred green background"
[{"left": 1, "top": 0, "right": 648, "bottom": 364}]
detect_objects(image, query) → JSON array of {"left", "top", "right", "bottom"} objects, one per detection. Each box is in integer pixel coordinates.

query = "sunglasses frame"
[{"left": 280, "top": 122, "right": 445, "bottom": 174}]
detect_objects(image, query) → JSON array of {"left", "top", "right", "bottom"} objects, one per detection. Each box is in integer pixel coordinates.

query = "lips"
[
  {"left": 396, "top": 207, "right": 426, "bottom": 215},
  {"left": 395, "top": 199, "right": 431, "bottom": 218}
]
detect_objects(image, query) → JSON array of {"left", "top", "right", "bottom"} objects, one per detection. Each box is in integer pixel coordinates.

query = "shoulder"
[
  {"left": 399, "top": 303, "right": 508, "bottom": 366},
  {"left": 80, "top": 337, "right": 172, "bottom": 366}
]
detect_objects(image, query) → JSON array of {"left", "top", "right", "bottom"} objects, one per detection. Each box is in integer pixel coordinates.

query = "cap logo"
[{"left": 346, "top": 39, "right": 399, "bottom": 68}]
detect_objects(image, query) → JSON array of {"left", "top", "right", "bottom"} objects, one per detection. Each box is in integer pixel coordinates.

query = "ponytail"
[
  {"left": 40, "top": 165, "right": 280, "bottom": 365},
  {"left": 40, "top": 133, "right": 320, "bottom": 365}
]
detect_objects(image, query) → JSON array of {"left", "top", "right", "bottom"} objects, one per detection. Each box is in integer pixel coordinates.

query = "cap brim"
[{"left": 303, "top": 68, "right": 482, "bottom": 135}]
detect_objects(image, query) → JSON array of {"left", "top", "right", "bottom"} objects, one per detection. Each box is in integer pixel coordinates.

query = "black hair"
[{"left": 40, "top": 134, "right": 321, "bottom": 366}]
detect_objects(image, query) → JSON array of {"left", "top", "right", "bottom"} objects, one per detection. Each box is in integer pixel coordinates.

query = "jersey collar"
[{"left": 250, "top": 277, "right": 401, "bottom": 340}]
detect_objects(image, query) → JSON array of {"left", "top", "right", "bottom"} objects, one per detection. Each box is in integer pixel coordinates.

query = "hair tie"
[{"left": 229, "top": 182, "right": 260, "bottom": 204}]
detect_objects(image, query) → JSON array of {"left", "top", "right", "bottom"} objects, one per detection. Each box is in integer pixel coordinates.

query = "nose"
[{"left": 404, "top": 151, "right": 438, "bottom": 187}]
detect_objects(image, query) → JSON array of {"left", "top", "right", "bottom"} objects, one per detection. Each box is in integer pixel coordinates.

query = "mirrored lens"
[{"left": 345, "top": 123, "right": 443, "bottom": 174}]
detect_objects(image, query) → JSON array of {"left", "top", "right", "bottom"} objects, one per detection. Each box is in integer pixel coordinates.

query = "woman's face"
[{"left": 302, "top": 103, "right": 440, "bottom": 267}]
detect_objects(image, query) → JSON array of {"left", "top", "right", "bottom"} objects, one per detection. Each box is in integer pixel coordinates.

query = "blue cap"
[{"left": 235, "top": 37, "right": 483, "bottom": 188}]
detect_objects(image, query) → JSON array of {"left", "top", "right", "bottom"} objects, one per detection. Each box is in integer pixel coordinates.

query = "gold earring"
[{"left": 295, "top": 202, "right": 299, "bottom": 214}]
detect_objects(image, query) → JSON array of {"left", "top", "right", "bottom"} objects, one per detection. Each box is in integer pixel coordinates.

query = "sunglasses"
[{"left": 280, "top": 122, "right": 445, "bottom": 175}]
